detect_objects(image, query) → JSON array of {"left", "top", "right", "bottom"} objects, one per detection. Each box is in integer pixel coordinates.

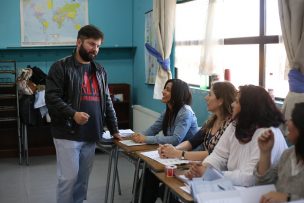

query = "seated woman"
[
  {"left": 131, "top": 79, "right": 198, "bottom": 203},
  {"left": 256, "top": 102, "right": 304, "bottom": 202},
  {"left": 185, "top": 85, "right": 288, "bottom": 187},
  {"left": 131, "top": 79, "right": 199, "bottom": 145},
  {"left": 159, "top": 81, "right": 237, "bottom": 161}
]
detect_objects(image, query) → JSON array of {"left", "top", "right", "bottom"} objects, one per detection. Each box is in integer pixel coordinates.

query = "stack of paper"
[
  {"left": 119, "top": 140, "right": 146, "bottom": 146},
  {"left": 102, "top": 129, "right": 134, "bottom": 139},
  {"left": 140, "top": 150, "right": 189, "bottom": 165},
  {"left": 201, "top": 166, "right": 223, "bottom": 181},
  {"left": 190, "top": 177, "right": 276, "bottom": 203}
]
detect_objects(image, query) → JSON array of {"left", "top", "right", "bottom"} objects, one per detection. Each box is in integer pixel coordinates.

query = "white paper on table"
[
  {"left": 202, "top": 166, "right": 224, "bottom": 181},
  {"left": 176, "top": 175, "right": 191, "bottom": 186},
  {"left": 180, "top": 184, "right": 191, "bottom": 194},
  {"left": 119, "top": 140, "right": 146, "bottom": 146},
  {"left": 140, "top": 150, "right": 189, "bottom": 165},
  {"left": 236, "top": 184, "right": 276, "bottom": 203},
  {"left": 196, "top": 190, "right": 242, "bottom": 203},
  {"left": 102, "top": 129, "right": 134, "bottom": 139}
]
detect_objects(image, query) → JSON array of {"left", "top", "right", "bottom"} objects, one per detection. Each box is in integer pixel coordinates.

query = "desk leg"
[
  {"left": 17, "top": 120, "right": 22, "bottom": 165},
  {"left": 116, "top": 164, "right": 122, "bottom": 195},
  {"left": 109, "top": 146, "right": 119, "bottom": 203},
  {"left": 104, "top": 145, "right": 115, "bottom": 203},
  {"left": 138, "top": 162, "right": 146, "bottom": 203},
  {"left": 132, "top": 158, "right": 142, "bottom": 203},
  {"left": 163, "top": 186, "right": 170, "bottom": 203},
  {"left": 24, "top": 124, "right": 29, "bottom": 165}
]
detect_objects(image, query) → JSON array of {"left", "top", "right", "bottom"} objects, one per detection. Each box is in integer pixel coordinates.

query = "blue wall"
[
  {"left": 0, "top": 0, "right": 134, "bottom": 85},
  {"left": 0, "top": 0, "right": 209, "bottom": 125}
]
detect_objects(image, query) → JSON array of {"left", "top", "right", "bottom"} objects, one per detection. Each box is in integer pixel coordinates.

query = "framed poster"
[
  {"left": 144, "top": 10, "right": 158, "bottom": 84},
  {"left": 20, "top": 0, "right": 88, "bottom": 46}
]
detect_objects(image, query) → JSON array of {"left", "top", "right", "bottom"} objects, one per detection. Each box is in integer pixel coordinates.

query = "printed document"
[
  {"left": 119, "top": 140, "right": 146, "bottom": 146},
  {"left": 102, "top": 129, "right": 134, "bottom": 139},
  {"left": 140, "top": 150, "right": 189, "bottom": 165}
]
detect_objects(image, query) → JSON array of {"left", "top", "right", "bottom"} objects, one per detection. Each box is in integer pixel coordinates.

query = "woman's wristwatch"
[{"left": 180, "top": 151, "right": 186, "bottom": 160}]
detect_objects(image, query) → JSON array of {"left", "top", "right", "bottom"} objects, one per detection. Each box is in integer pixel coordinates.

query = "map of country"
[{"left": 21, "top": 0, "right": 88, "bottom": 46}]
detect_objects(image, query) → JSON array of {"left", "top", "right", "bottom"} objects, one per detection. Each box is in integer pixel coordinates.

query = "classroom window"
[{"left": 175, "top": 0, "right": 288, "bottom": 99}]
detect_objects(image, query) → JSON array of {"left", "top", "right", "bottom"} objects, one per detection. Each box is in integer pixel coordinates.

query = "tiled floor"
[{"left": 0, "top": 151, "right": 135, "bottom": 203}]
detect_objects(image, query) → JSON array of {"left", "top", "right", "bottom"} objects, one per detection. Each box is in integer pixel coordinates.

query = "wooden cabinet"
[
  {"left": 0, "top": 60, "right": 22, "bottom": 161},
  {"left": 108, "top": 83, "right": 131, "bottom": 129}
]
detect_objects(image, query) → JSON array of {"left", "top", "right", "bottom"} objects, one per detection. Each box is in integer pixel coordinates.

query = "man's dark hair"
[{"left": 77, "top": 24, "right": 104, "bottom": 40}]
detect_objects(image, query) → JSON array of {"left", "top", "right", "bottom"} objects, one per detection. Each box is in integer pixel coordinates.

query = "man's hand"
[
  {"left": 73, "top": 112, "right": 90, "bottom": 125},
  {"left": 112, "top": 133, "right": 122, "bottom": 140},
  {"left": 131, "top": 133, "right": 146, "bottom": 143}
]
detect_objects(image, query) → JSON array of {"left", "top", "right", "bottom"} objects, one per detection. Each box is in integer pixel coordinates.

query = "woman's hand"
[
  {"left": 185, "top": 162, "right": 206, "bottom": 179},
  {"left": 260, "top": 191, "right": 288, "bottom": 203},
  {"left": 160, "top": 144, "right": 180, "bottom": 158},
  {"left": 131, "top": 133, "right": 146, "bottom": 143},
  {"left": 158, "top": 144, "right": 166, "bottom": 158},
  {"left": 258, "top": 129, "right": 275, "bottom": 154}
]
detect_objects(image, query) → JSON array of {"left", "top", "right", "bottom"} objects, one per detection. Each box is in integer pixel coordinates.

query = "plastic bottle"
[
  {"left": 268, "top": 72, "right": 275, "bottom": 100},
  {"left": 224, "top": 68, "right": 231, "bottom": 81}
]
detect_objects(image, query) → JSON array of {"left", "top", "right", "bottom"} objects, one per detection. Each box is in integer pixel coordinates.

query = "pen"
[{"left": 217, "top": 184, "right": 225, "bottom": 191}]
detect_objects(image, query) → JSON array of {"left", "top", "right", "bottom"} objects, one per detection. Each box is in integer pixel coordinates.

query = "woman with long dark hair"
[
  {"left": 257, "top": 102, "right": 304, "bottom": 202},
  {"left": 185, "top": 85, "right": 288, "bottom": 187},
  {"left": 131, "top": 79, "right": 199, "bottom": 145},
  {"left": 159, "top": 81, "right": 237, "bottom": 161}
]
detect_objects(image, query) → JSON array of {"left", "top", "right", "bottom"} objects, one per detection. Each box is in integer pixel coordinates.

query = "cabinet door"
[{"left": 109, "top": 84, "right": 131, "bottom": 129}]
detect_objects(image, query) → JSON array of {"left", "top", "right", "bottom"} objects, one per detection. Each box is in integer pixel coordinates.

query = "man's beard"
[{"left": 79, "top": 44, "right": 96, "bottom": 62}]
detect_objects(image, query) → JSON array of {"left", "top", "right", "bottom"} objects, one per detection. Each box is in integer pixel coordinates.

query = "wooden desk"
[
  {"left": 106, "top": 139, "right": 158, "bottom": 203},
  {"left": 114, "top": 139, "right": 158, "bottom": 153},
  {"left": 134, "top": 150, "right": 167, "bottom": 203},
  {"left": 135, "top": 150, "right": 165, "bottom": 172},
  {"left": 134, "top": 151, "right": 192, "bottom": 203},
  {"left": 155, "top": 172, "right": 193, "bottom": 203}
]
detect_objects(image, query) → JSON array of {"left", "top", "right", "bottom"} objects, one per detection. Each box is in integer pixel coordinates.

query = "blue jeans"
[{"left": 53, "top": 138, "right": 96, "bottom": 203}]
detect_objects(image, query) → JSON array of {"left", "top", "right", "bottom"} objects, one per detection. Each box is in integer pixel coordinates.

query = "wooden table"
[
  {"left": 135, "top": 151, "right": 193, "bottom": 203},
  {"left": 105, "top": 139, "right": 158, "bottom": 203},
  {"left": 155, "top": 172, "right": 193, "bottom": 203}
]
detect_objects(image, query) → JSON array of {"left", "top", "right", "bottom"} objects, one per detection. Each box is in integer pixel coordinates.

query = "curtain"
[
  {"left": 150, "top": 0, "right": 176, "bottom": 99},
  {"left": 279, "top": 0, "right": 304, "bottom": 121},
  {"left": 198, "top": 0, "right": 224, "bottom": 75}
]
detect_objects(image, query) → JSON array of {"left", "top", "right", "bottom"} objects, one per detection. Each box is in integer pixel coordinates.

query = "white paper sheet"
[
  {"left": 202, "top": 166, "right": 224, "bottom": 181},
  {"left": 119, "top": 140, "right": 146, "bottom": 146},
  {"left": 194, "top": 183, "right": 276, "bottom": 203},
  {"left": 102, "top": 129, "right": 134, "bottom": 139},
  {"left": 180, "top": 185, "right": 191, "bottom": 194},
  {"left": 236, "top": 184, "right": 276, "bottom": 203},
  {"left": 140, "top": 150, "right": 189, "bottom": 166},
  {"left": 196, "top": 191, "right": 242, "bottom": 203}
]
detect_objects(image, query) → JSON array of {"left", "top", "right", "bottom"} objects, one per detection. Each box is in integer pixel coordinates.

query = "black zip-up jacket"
[{"left": 45, "top": 53, "right": 119, "bottom": 141}]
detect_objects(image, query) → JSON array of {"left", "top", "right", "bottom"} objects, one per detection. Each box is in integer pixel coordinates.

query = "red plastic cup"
[{"left": 166, "top": 165, "right": 177, "bottom": 177}]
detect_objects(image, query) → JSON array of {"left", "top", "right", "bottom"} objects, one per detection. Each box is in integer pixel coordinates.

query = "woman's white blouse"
[{"left": 203, "top": 123, "right": 288, "bottom": 186}]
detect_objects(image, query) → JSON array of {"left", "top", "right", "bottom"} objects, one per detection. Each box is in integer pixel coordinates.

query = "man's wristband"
[{"left": 287, "top": 193, "right": 291, "bottom": 202}]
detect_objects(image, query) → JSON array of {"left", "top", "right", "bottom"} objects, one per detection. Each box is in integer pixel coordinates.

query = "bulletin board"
[{"left": 144, "top": 10, "right": 158, "bottom": 84}]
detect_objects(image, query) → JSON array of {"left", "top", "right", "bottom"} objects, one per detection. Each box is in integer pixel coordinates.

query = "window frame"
[{"left": 174, "top": 0, "right": 282, "bottom": 97}]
